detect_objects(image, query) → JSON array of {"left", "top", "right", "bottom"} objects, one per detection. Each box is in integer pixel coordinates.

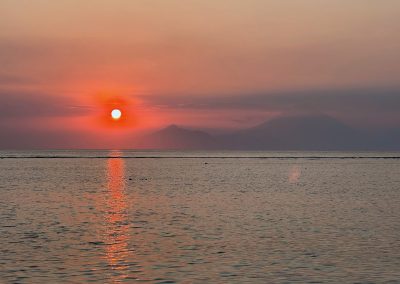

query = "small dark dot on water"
[
  {"left": 129, "top": 178, "right": 132, "bottom": 180},
  {"left": 205, "top": 162, "right": 208, "bottom": 164}
]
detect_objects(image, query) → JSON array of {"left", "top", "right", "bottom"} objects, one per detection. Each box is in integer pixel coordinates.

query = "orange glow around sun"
[{"left": 92, "top": 91, "right": 138, "bottom": 129}]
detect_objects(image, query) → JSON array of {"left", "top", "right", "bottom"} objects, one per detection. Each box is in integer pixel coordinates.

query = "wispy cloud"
[
  {"left": 139, "top": 88, "right": 400, "bottom": 111},
  {"left": 0, "top": 91, "right": 89, "bottom": 118},
  {"left": 137, "top": 88, "right": 400, "bottom": 127}
]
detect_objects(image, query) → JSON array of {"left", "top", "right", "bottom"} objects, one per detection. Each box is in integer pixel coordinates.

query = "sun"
[{"left": 111, "top": 109, "right": 122, "bottom": 120}]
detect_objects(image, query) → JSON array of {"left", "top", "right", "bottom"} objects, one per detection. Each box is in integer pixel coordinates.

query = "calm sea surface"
[{"left": 1, "top": 151, "right": 399, "bottom": 283}]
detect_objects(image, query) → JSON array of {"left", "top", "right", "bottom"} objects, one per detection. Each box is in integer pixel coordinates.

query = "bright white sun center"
[{"left": 111, "top": 109, "right": 122, "bottom": 120}]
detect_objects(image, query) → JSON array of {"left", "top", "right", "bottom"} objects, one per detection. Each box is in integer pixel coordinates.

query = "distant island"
[{"left": 134, "top": 115, "right": 400, "bottom": 151}]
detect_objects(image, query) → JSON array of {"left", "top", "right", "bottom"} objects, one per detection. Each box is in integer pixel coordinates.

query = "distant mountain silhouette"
[
  {"left": 369, "top": 127, "right": 400, "bottom": 150},
  {"left": 136, "top": 125, "right": 216, "bottom": 149},
  {"left": 221, "top": 115, "right": 368, "bottom": 150},
  {"left": 135, "top": 115, "right": 399, "bottom": 150}
]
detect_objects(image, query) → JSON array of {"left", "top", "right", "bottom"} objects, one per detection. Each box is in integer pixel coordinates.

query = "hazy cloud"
[
  {"left": 0, "top": 91, "right": 89, "bottom": 118},
  {"left": 137, "top": 88, "right": 400, "bottom": 128},
  {"left": 139, "top": 88, "right": 400, "bottom": 113}
]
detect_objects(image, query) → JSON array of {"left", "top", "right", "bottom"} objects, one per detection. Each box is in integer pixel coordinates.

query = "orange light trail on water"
[{"left": 104, "top": 151, "right": 131, "bottom": 281}]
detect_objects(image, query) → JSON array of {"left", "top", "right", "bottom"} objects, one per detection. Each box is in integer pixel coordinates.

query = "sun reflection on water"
[{"left": 105, "top": 151, "right": 131, "bottom": 281}]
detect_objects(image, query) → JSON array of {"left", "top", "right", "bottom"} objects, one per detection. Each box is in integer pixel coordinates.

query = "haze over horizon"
[{"left": 1, "top": 1, "right": 400, "bottom": 149}]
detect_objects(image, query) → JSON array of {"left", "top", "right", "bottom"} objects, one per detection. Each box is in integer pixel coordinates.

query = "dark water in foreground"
[{"left": 1, "top": 151, "right": 400, "bottom": 283}]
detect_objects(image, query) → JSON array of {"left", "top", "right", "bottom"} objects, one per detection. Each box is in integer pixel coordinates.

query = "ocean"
[{"left": 1, "top": 150, "right": 399, "bottom": 283}]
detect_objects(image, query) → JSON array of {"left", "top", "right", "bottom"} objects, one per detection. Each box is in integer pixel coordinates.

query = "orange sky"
[{"left": 1, "top": 1, "right": 400, "bottom": 147}]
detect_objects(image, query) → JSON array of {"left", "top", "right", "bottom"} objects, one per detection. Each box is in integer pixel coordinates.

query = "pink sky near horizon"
[{"left": 1, "top": 0, "right": 400, "bottom": 147}]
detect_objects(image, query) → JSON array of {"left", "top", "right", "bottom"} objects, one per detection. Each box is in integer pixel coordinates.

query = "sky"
[{"left": 1, "top": 0, "right": 400, "bottom": 148}]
